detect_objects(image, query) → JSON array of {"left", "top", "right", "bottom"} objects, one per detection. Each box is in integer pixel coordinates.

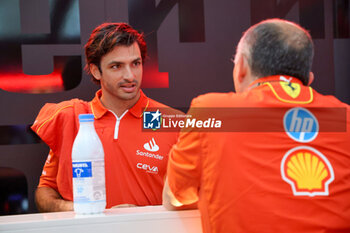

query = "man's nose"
[{"left": 124, "top": 66, "right": 135, "bottom": 81}]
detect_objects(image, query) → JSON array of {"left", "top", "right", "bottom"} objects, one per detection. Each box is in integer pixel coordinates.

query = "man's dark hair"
[
  {"left": 84, "top": 22, "right": 147, "bottom": 85},
  {"left": 243, "top": 19, "right": 314, "bottom": 85}
]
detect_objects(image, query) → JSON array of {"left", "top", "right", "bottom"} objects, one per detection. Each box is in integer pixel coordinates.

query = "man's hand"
[{"left": 35, "top": 186, "right": 73, "bottom": 212}]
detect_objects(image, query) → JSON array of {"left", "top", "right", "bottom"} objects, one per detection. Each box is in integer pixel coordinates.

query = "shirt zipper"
[{"left": 109, "top": 110, "right": 128, "bottom": 139}]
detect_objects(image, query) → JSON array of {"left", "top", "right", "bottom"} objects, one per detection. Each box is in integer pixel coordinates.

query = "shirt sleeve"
[
  {"left": 166, "top": 99, "right": 203, "bottom": 205},
  {"left": 38, "top": 149, "right": 59, "bottom": 191},
  {"left": 31, "top": 101, "right": 78, "bottom": 151},
  {"left": 31, "top": 101, "right": 75, "bottom": 190}
]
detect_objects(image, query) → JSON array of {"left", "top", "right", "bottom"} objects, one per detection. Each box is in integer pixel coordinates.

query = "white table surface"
[{"left": 0, "top": 205, "right": 202, "bottom": 233}]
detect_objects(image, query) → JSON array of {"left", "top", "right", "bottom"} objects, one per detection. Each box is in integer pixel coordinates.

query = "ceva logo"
[
  {"left": 283, "top": 107, "right": 319, "bottom": 143},
  {"left": 137, "top": 163, "right": 159, "bottom": 174}
]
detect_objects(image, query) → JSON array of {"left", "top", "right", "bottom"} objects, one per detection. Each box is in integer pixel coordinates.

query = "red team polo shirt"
[
  {"left": 167, "top": 76, "right": 350, "bottom": 233},
  {"left": 32, "top": 90, "right": 179, "bottom": 208}
]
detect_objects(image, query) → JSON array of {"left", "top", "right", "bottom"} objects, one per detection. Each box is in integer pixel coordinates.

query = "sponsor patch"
[
  {"left": 280, "top": 81, "right": 301, "bottom": 98},
  {"left": 136, "top": 150, "right": 164, "bottom": 160},
  {"left": 283, "top": 107, "right": 318, "bottom": 142},
  {"left": 144, "top": 137, "right": 159, "bottom": 152},
  {"left": 136, "top": 163, "right": 159, "bottom": 174},
  {"left": 281, "top": 146, "right": 334, "bottom": 197}
]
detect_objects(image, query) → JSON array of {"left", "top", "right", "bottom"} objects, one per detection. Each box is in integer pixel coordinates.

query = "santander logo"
[{"left": 143, "top": 138, "right": 159, "bottom": 152}]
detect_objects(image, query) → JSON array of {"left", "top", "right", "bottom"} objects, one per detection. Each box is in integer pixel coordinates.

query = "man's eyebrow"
[
  {"left": 133, "top": 58, "right": 142, "bottom": 62},
  {"left": 107, "top": 57, "right": 141, "bottom": 66},
  {"left": 107, "top": 61, "right": 123, "bottom": 66}
]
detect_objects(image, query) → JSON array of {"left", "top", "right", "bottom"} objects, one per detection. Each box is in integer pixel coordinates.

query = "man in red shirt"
[
  {"left": 32, "top": 23, "right": 179, "bottom": 212},
  {"left": 163, "top": 19, "right": 350, "bottom": 232}
]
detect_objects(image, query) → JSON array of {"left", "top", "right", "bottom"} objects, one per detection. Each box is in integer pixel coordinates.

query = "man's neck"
[{"left": 100, "top": 91, "right": 140, "bottom": 117}]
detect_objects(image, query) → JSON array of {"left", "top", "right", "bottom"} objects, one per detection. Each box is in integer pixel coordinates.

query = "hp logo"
[{"left": 283, "top": 107, "right": 319, "bottom": 143}]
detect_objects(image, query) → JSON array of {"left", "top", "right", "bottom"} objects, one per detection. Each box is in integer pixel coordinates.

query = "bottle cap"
[{"left": 78, "top": 114, "right": 94, "bottom": 122}]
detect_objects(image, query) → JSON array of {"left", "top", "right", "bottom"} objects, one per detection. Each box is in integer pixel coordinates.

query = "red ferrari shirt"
[
  {"left": 167, "top": 75, "right": 350, "bottom": 233},
  {"left": 32, "top": 90, "right": 179, "bottom": 207}
]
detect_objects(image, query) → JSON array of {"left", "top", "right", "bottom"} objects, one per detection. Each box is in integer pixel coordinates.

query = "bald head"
[{"left": 236, "top": 19, "right": 314, "bottom": 85}]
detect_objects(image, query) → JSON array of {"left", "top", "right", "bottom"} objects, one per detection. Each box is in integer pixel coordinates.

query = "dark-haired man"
[
  {"left": 163, "top": 19, "right": 350, "bottom": 233},
  {"left": 32, "top": 23, "right": 179, "bottom": 212}
]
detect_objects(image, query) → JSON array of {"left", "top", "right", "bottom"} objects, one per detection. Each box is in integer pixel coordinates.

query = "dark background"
[{"left": 0, "top": 0, "right": 349, "bottom": 214}]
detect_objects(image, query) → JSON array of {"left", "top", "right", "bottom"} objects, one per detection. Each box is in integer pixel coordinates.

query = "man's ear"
[
  {"left": 308, "top": 72, "right": 314, "bottom": 86},
  {"left": 233, "top": 54, "right": 251, "bottom": 93},
  {"left": 233, "top": 54, "right": 248, "bottom": 83},
  {"left": 90, "top": 64, "right": 102, "bottom": 81}
]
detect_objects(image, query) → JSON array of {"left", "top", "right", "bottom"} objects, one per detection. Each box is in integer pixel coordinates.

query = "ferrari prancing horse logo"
[{"left": 280, "top": 81, "right": 301, "bottom": 98}]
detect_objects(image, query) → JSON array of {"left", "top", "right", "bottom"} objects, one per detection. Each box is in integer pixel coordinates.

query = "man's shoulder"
[
  {"left": 38, "top": 98, "right": 89, "bottom": 117},
  {"left": 33, "top": 98, "right": 90, "bottom": 132},
  {"left": 32, "top": 98, "right": 91, "bottom": 151},
  {"left": 313, "top": 91, "right": 350, "bottom": 109}
]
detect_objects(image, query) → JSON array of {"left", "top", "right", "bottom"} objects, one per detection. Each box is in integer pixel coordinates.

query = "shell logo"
[{"left": 281, "top": 146, "right": 334, "bottom": 197}]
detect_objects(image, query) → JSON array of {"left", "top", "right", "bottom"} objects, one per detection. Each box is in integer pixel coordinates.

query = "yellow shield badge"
[{"left": 280, "top": 81, "right": 301, "bottom": 99}]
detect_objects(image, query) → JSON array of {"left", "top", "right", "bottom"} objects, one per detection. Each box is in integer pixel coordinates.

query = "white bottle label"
[{"left": 72, "top": 159, "right": 105, "bottom": 203}]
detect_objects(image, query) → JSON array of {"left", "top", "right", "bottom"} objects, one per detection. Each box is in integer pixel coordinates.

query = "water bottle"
[{"left": 72, "top": 114, "right": 106, "bottom": 214}]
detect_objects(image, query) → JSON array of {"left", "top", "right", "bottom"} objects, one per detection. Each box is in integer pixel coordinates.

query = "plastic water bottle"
[{"left": 72, "top": 114, "right": 106, "bottom": 214}]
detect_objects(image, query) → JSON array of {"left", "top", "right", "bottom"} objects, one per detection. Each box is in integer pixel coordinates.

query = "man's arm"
[
  {"left": 163, "top": 177, "right": 197, "bottom": 211},
  {"left": 35, "top": 186, "right": 73, "bottom": 212},
  {"left": 162, "top": 101, "right": 204, "bottom": 211},
  {"left": 35, "top": 149, "right": 72, "bottom": 212}
]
